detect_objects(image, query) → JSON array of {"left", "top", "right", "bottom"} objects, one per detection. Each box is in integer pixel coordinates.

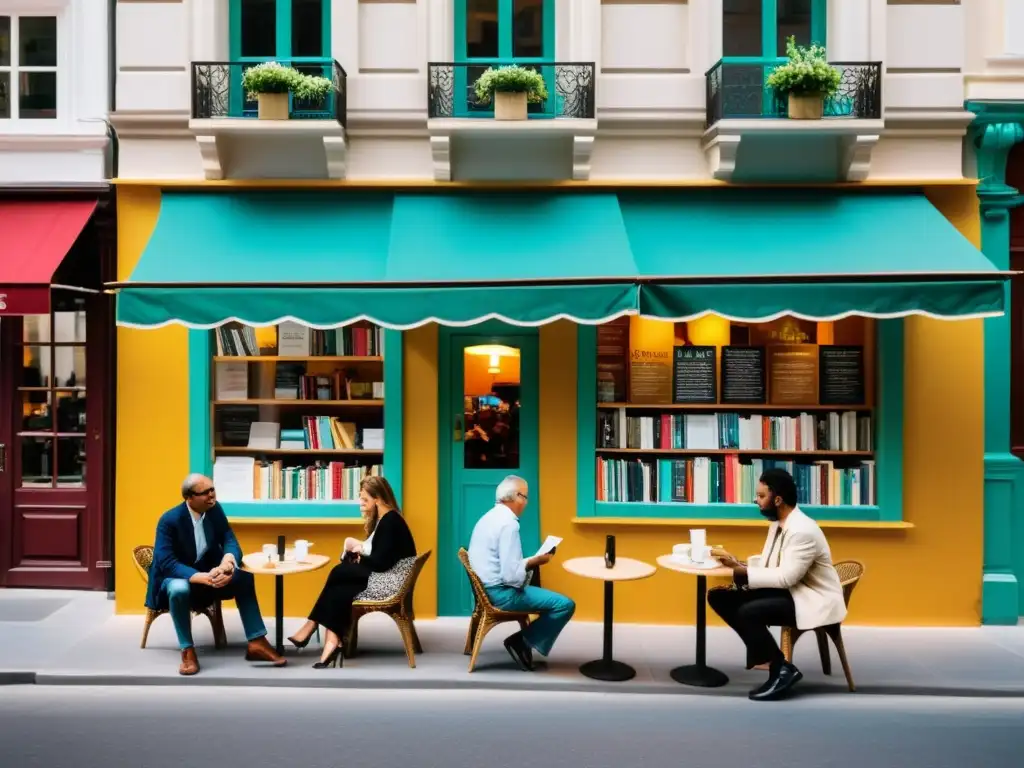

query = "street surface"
[{"left": 1, "top": 686, "right": 1022, "bottom": 768}]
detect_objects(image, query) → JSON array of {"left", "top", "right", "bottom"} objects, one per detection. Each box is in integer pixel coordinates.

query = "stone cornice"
[{"left": 109, "top": 111, "right": 192, "bottom": 139}]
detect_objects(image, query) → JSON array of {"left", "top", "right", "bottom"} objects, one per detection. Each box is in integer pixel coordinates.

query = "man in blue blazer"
[{"left": 146, "top": 473, "right": 286, "bottom": 675}]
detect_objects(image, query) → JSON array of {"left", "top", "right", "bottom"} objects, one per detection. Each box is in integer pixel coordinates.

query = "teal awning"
[
  {"left": 114, "top": 189, "right": 1007, "bottom": 330},
  {"left": 115, "top": 191, "right": 638, "bottom": 329}
]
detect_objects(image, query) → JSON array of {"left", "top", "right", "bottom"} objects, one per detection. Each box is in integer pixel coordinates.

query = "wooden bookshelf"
[
  {"left": 214, "top": 356, "right": 383, "bottom": 363},
  {"left": 597, "top": 402, "right": 873, "bottom": 412},
  {"left": 213, "top": 399, "right": 383, "bottom": 407},
  {"left": 210, "top": 321, "right": 386, "bottom": 505},
  {"left": 594, "top": 317, "right": 877, "bottom": 508},
  {"left": 596, "top": 448, "right": 873, "bottom": 457},
  {"left": 214, "top": 447, "right": 382, "bottom": 456}
]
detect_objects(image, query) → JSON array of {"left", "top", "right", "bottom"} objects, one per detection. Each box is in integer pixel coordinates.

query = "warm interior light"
[{"left": 464, "top": 344, "right": 520, "bottom": 359}]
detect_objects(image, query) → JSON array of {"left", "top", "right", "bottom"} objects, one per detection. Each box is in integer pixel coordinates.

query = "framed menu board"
[
  {"left": 768, "top": 345, "right": 818, "bottom": 405},
  {"left": 721, "top": 346, "right": 767, "bottom": 404},
  {"left": 672, "top": 345, "right": 717, "bottom": 404},
  {"left": 819, "top": 345, "right": 866, "bottom": 405}
]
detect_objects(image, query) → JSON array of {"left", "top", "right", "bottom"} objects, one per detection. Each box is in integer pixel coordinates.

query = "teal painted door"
[
  {"left": 438, "top": 327, "right": 540, "bottom": 616},
  {"left": 453, "top": 0, "right": 556, "bottom": 117}
]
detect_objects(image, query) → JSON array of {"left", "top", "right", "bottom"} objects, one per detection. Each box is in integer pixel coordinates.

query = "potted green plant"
[
  {"left": 242, "top": 62, "right": 302, "bottom": 119},
  {"left": 294, "top": 72, "right": 334, "bottom": 107},
  {"left": 766, "top": 36, "right": 841, "bottom": 120},
  {"left": 473, "top": 65, "right": 549, "bottom": 121}
]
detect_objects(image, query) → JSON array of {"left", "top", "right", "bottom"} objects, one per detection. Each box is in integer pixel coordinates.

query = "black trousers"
[
  {"left": 708, "top": 586, "right": 796, "bottom": 668},
  {"left": 308, "top": 561, "right": 371, "bottom": 637}
]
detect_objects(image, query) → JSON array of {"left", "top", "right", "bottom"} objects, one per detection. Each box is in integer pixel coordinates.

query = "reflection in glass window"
[{"left": 463, "top": 345, "right": 521, "bottom": 470}]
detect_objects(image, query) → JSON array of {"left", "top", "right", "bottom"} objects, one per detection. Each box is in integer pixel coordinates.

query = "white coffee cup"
[
  {"left": 294, "top": 540, "right": 310, "bottom": 562},
  {"left": 690, "top": 528, "right": 707, "bottom": 555},
  {"left": 262, "top": 544, "right": 278, "bottom": 561},
  {"left": 691, "top": 545, "right": 710, "bottom": 564}
]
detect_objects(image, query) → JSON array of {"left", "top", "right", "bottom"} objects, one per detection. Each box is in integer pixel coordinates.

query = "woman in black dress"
[{"left": 287, "top": 476, "right": 416, "bottom": 668}]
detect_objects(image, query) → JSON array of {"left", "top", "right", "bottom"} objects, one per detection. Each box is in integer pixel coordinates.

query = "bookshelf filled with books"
[
  {"left": 205, "top": 321, "right": 396, "bottom": 517},
  {"left": 580, "top": 315, "right": 903, "bottom": 522}
]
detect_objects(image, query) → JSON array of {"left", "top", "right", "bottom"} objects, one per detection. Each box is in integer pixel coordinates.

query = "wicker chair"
[
  {"left": 344, "top": 550, "right": 432, "bottom": 668},
  {"left": 457, "top": 548, "right": 532, "bottom": 672},
  {"left": 780, "top": 559, "right": 864, "bottom": 692},
  {"left": 132, "top": 544, "right": 228, "bottom": 650}
]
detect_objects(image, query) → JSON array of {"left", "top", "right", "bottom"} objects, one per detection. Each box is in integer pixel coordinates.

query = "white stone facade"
[
  {"left": 0, "top": 0, "right": 110, "bottom": 186},
  {"left": 109, "top": 0, "right": 1024, "bottom": 182}
]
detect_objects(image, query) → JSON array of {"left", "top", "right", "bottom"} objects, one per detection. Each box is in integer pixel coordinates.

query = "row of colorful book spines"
[
  {"left": 254, "top": 465, "right": 382, "bottom": 498},
  {"left": 309, "top": 328, "right": 383, "bottom": 357},
  {"left": 611, "top": 420, "right": 869, "bottom": 451},
  {"left": 596, "top": 459, "right": 874, "bottom": 506}
]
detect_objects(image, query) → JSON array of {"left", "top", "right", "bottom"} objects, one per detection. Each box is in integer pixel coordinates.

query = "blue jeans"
[
  {"left": 486, "top": 585, "right": 575, "bottom": 657},
  {"left": 161, "top": 569, "right": 267, "bottom": 650}
]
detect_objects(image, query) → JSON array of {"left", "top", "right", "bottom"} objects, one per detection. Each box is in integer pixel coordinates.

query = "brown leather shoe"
[
  {"left": 245, "top": 636, "right": 287, "bottom": 666},
  {"left": 179, "top": 647, "right": 199, "bottom": 676}
]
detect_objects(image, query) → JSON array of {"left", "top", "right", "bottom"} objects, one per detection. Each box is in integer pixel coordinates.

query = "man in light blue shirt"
[{"left": 468, "top": 475, "right": 575, "bottom": 671}]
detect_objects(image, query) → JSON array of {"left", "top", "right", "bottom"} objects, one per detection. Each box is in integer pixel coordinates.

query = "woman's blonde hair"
[{"left": 361, "top": 475, "right": 401, "bottom": 537}]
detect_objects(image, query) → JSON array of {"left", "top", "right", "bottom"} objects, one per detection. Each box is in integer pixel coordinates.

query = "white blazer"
[{"left": 746, "top": 507, "right": 847, "bottom": 630}]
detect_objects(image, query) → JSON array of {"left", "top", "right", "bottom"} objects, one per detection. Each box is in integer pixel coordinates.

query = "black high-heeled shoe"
[
  {"left": 312, "top": 645, "right": 343, "bottom": 669},
  {"left": 288, "top": 634, "right": 312, "bottom": 650}
]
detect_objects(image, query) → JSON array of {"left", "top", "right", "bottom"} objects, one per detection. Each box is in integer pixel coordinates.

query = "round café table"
[
  {"left": 656, "top": 554, "right": 733, "bottom": 688},
  {"left": 241, "top": 550, "right": 331, "bottom": 655},
  {"left": 563, "top": 556, "right": 657, "bottom": 682}
]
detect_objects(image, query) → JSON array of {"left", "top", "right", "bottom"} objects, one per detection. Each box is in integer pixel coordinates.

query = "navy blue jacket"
[{"left": 145, "top": 502, "right": 243, "bottom": 611}]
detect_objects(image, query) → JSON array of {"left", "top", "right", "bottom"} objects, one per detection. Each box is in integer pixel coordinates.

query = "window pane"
[
  {"left": 0, "top": 16, "right": 10, "bottom": 66},
  {"left": 22, "top": 314, "right": 50, "bottom": 343},
  {"left": 19, "top": 72, "right": 57, "bottom": 119},
  {"left": 20, "top": 436, "right": 53, "bottom": 487},
  {"left": 56, "top": 390, "right": 87, "bottom": 433},
  {"left": 22, "top": 392, "right": 52, "bottom": 431},
  {"left": 463, "top": 345, "right": 521, "bottom": 470},
  {"left": 778, "top": 0, "right": 812, "bottom": 56},
  {"left": 0, "top": 72, "right": 9, "bottom": 119},
  {"left": 57, "top": 437, "right": 86, "bottom": 488},
  {"left": 21, "top": 345, "right": 50, "bottom": 387},
  {"left": 240, "top": 0, "right": 277, "bottom": 57},
  {"left": 53, "top": 300, "right": 87, "bottom": 343},
  {"left": 512, "top": 0, "right": 544, "bottom": 58},
  {"left": 19, "top": 17, "right": 57, "bottom": 67},
  {"left": 54, "top": 345, "right": 85, "bottom": 388},
  {"left": 292, "top": 0, "right": 324, "bottom": 58},
  {"left": 466, "top": 0, "right": 498, "bottom": 59},
  {"left": 723, "top": 0, "right": 762, "bottom": 57}
]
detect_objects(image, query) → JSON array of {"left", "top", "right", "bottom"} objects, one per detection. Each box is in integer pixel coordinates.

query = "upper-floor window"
[
  {"left": 0, "top": 15, "right": 58, "bottom": 120},
  {"left": 723, "top": 0, "right": 825, "bottom": 58},
  {"left": 230, "top": 0, "right": 330, "bottom": 61},
  {"left": 457, "top": 0, "right": 553, "bottom": 62}
]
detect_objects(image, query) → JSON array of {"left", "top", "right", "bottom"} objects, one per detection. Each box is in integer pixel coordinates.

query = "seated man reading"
[
  {"left": 468, "top": 475, "right": 575, "bottom": 671},
  {"left": 146, "top": 473, "right": 286, "bottom": 675},
  {"left": 711, "top": 468, "right": 847, "bottom": 702}
]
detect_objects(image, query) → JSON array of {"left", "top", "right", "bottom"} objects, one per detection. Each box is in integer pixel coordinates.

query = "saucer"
[{"left": 671, "top": 555, "right": 721, "bottom": 569}]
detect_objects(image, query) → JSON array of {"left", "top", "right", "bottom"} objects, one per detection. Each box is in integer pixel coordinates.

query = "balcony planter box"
[
  {"left": 258, "top": 92, "right": 290, "bottom": 120},
  {"left": 788, "top": 92, "right": 824, "bottom": 120},
  {"left": 494, "top": 91, "right": 528, "bottom": 121},
  {"left": 766, "top": 37, "right": 840, "bottom": 123},
  {"left": 474, "top": 65, "right": 548, "bottom": 122}
]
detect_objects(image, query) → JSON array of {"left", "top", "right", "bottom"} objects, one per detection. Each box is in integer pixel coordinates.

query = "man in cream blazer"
[{"left": 710, "top": 468, "right": 847, "bottom": 701}]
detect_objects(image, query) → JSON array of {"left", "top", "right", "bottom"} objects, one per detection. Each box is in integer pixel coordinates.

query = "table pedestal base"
[
  {"left": 580, "top": 659, "right": 636, "bottom": 682},
  {"left": 669, "top": 664, "right": 729, "bottom": 688}
]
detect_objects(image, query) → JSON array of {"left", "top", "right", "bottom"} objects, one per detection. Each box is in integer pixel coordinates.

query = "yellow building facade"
[{"left": 115, "top": 183, "right": 985, "bottom": 627}]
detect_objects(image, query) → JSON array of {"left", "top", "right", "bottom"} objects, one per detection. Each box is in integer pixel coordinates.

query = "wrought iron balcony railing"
[
  {"left": 191, "top": 59, "right": 347, "bottom": 127},
  {"left": 705, "top": 58, "right": 882, "bottom": 127},
  {"left": 427, "top": 62, "right": 596, "bottom": 120}
]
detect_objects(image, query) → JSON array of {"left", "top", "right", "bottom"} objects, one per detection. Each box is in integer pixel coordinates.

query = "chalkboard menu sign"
[
  {"left": 768, "top": 345, "right": 818, "bottom": 405},
  {"left": 672, "top": 345, "right": 717, "bottom": 404},
  {"left": 819, "top": 345, "right": 866, "bottom": 405},
  {"left": 721, "top": 346, "right": 767, "bottom": 404}
]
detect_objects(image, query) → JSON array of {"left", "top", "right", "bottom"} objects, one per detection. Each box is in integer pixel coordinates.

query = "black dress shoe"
[
  {"left": 503, "top": 632, "right": 534, "bottom": 671},
  {"left": 749, "top": 662, "right": 803, "bottom": 701}
]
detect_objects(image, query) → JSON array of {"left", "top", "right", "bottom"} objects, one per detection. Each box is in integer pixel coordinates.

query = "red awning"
[{"left": 0, "top": 199, "right": 98, "bottom": 315}]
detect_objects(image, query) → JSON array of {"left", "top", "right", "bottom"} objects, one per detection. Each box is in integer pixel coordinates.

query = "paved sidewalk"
[{"left": 1, "top": 589, "right": 1023, "bottom": 697}]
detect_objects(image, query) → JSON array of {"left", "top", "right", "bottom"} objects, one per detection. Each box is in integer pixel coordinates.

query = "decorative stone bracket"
[
  {"left": 190, "top": 119, "right": 347, "bottom": 180},
  {"left": 426, "top": 118, "right": 598, "bottom": 182},
  {"left": 702, "top": 119, "right": 884, "bottom": 183}
]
